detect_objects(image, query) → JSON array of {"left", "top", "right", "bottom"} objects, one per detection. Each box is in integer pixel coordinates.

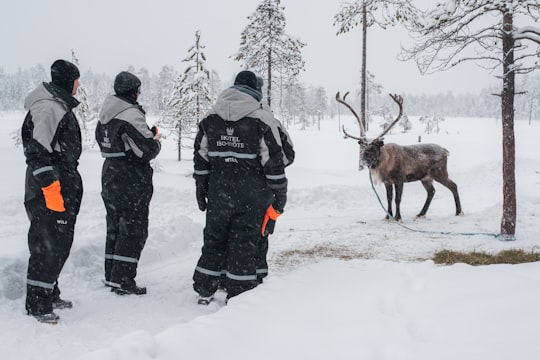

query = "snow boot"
[
  {"left": 112, "top": 285, "right": 147, "bottom": 296},
  {"left": 29, "top": 311, "right": 60, "bottom": 324},
  {"left": 52, "top": 298, "right": 73, "bottom": 310},
  {"left": 197, "top": 295, "right": 214, "bottom": 305}
]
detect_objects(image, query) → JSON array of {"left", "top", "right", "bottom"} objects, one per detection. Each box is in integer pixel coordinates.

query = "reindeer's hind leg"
[
  {"left": 418, "top": 179, "right": 435, "bottom": 217},
  {"left": 436, "top": 177, "right": 463, "bottom": 216}
]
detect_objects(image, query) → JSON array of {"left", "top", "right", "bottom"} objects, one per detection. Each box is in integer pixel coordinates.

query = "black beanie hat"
[
  {"left": 114, "top": 71, "right": 141, "bottom": 97},
  {"left": 234, "top": 70, "right": 258, "bottom": 91},
  {"left": 51, "top": 59, "right": 80, "bottom": 93}
]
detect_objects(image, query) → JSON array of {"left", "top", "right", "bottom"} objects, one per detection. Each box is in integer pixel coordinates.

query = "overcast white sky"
[{"left": 1, "top": 0, "right": 498, "bottom": 95}]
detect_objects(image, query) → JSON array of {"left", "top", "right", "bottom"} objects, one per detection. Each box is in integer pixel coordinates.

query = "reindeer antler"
[
  {"left": 342, "top": 125, "right": 365, "bottom": 141},
  {"left": 374, "top": 93, "right": 403, "bottom": 141},
  {"left": 336, "top": 91, "right": 366, "bottom": 140}
]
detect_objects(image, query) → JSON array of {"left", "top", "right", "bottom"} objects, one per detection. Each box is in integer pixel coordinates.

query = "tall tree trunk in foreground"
[{"left": 500, "top": 11, "right": 516, "bottom": 238}]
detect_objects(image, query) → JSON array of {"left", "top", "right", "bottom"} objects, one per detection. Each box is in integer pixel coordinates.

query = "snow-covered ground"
[{"left": 1, "top": 109, "right": 539, "bottom": 360}]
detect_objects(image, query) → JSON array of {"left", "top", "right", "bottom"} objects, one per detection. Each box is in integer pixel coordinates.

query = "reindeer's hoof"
[
  {"left": 416, "top": 214, "right": 426, "bottom": 219},
  {"left": 456, "top": 211, "right": 464, "bottom": 216}
]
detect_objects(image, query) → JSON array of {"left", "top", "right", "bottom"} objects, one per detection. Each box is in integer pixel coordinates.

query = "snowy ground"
[{"left": 1, "top": 109, "right": 539, "bottom": 360}]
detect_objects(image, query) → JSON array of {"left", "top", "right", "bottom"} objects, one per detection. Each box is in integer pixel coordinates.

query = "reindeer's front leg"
[
  {"left": 385, "top": 183, "right": 394, "bottom": 220},
  {"left": 394, "top": 182, "right": 404, "bottom": 221}
]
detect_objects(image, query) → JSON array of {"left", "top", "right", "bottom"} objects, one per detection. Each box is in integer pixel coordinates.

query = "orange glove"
[
  {"left": 41, "top": 180, "right": 65, "bottom": 212},
  {"left": 261, "top": 205, "right": 281, "bottom": 236}
]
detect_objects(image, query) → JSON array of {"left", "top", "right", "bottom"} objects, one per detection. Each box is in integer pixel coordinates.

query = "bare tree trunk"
[
  {"left": 361, "top": 1, "right": 367, "bottom": 132},
  {"left": 177, "top": 127, "right": 182, "bottom": 161},
  {"left": 267, "top": 48, "right": 272, "bottom": 107},
  {"left": 500, "top": 11, "right": 516, "bottom": 238},
  {"left": 359, "top": 1, "right": 367, "bottom": 171}
]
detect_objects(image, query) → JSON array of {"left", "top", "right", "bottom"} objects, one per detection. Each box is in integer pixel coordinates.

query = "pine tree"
[
  {"left": 164, "top": 30, "right": 213, "bottom": 161},
  {"left": 398, "top": 113, "right": 412, "bottom": 133},
  {"left": 334, "top": 0, "right": 417, "bottom": 133},
  {"left": 233, "top": 0, "right": 306, "bottom": 108},
  {"left": 156, "top": 66, "right": 176, "bottom": 112}
]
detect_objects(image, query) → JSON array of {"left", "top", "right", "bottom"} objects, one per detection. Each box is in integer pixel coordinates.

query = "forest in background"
[{"left": 2, "top": 64, "right": 540, "bottom": 125}]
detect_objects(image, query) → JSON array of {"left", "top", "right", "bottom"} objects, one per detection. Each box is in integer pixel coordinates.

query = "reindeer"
[{"left": 336, "top": 92, "right": 463, "bottom": 221}]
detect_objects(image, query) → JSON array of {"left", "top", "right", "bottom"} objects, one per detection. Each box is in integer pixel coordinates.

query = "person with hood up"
[
  {"left": 95, "top": 71, "right": 161, "bottom": 296},
  {"left": 22, "top": 59, "right": 82, "bottom": 324},
  {"left": 192, "top": 70, "right": 288, "bottom": 304},
  {"left": 254, "top": 76, "right": 295, "bottom": 284}
]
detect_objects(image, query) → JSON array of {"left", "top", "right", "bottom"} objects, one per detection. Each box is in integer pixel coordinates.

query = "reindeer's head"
[
  {"left": 362, "top": 139, "right": 385, "bottom": 169},
  {"left": 337, "top": 92, "right": 403, "bottom": 168}
]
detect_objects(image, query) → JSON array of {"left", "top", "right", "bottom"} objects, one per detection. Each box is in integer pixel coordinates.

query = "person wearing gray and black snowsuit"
[
  {"left": 193, "top": 70, "right": 288, "bottom": 304},
  {"left": 255, "top": 76, "right": 295, "bottom": 284},
  {"left": 22, "top": 59, "right": 82, "bottom": 323},
  {"left": 96, "top": 71, "right": 161, "bottom": 295}
]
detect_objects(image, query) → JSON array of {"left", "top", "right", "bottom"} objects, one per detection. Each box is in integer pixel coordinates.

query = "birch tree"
[
  {"left": 233, "top": 0, "right": 306, "bottom": 108},
  {"left": 400, "top": 0, "right": 540, "bottom": 238}
]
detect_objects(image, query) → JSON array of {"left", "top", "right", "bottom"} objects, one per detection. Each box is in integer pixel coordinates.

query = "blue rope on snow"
[{"left": 367, "top": 172, "right": 503, "bottom": 240}]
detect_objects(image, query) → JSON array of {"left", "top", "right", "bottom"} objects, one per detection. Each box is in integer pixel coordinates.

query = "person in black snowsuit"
[
  {"left": 95, "top": 71, "right": 161, "bottom": 295},
  {"left": 192, "top": 70, "right": 288, "bottom": 304},
  {"left": 22, "top": 59, "right": 82, "bottom": 323},
  {"left": 255, "top": 76, "right": 295, "bottom": 284}
]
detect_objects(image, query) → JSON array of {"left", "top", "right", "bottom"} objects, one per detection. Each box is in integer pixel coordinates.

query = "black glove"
[
  {"left": 195, "top": 182, "right": 208, "bottom": 211},
  {"left": 150, "top": 126, "right": 158, "bottom": 136},
  {"left": 263, "top": 219, "right": 276, "bottom": 237},
  {"left": 272, "top": 186, "right": 287, "bottom": 213}
]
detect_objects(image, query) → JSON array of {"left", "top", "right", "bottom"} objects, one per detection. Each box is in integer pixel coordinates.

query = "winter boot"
[
  {"left": 52, "top": 298, "right": 73, "bottom": 309},
  {"left": 112, "top": 285, "right": 147, "bottom": 296},
  {"left": 197, "top": 295, "right": 214, "bottom": 305},
  {"left": 29, "top": 311, "right": 60, "bottom": 324}
]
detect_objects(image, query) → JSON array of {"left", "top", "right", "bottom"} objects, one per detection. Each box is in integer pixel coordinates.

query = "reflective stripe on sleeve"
[
  {"left": 32, "top": 166, "right": 54, "bottom": 176},
  {"left": 101, "top": 152, "right": 126, "bottom": 158},
  {"left": 265, "top": 173, "right": 286, "bottom": 180},
  {"left": 194, "top": 170, "right": 210, "bottom": 175}
]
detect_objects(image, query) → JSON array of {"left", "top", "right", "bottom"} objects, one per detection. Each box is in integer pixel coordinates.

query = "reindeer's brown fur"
[
  {"left": 364, "top": 142, "right": 462, "bottom": 221},
  {"left": 338, "top": 92, "right": 463, "bottom": 221}
]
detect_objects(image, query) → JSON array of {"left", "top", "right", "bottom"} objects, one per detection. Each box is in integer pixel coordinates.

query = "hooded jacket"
[
  {"left": 22, "top": 82, "right": 82, "bottom": 211},
  {"left": 193, "top": 86, "right": 287, "bottom": 207},
  {"left": 96, "top": 94, "right": 160, "bottom": 163}
]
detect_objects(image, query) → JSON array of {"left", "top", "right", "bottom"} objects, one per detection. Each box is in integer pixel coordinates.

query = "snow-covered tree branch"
[
  {"left": 233, "top": 0, "right": 305, "bottom": 108},
  {"left": 164, "top": 30, "right": 214, "bottom": 161},
  {"left": 399, "top": 0, "right": 540, "bottom": 237}
]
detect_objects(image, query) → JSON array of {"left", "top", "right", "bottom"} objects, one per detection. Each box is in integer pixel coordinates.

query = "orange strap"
[
  {"left": 261, "top": 205, "right": 281, "bottom": 236},
  {"left": 42, "top": 180, "right": 66, "bottom": 212}
]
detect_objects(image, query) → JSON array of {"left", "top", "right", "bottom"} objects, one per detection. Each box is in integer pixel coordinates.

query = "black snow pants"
[
  {"left": 25, "top": 169, "right": 82, "bottom": 315},
  {"left": 256, "top": 235, "right": 269, "bottom": 283},
  {"left": 101, "top": 159, "right": 153, "bottom": 289},
  {"left": 193, "top": 198, "right": 268, "bottom": 299}
]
